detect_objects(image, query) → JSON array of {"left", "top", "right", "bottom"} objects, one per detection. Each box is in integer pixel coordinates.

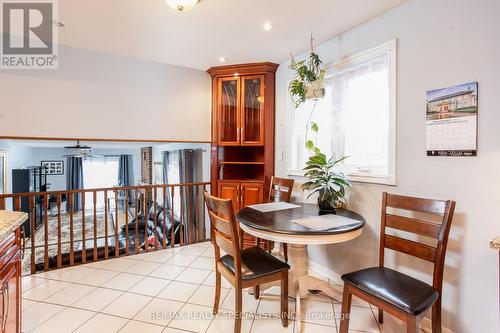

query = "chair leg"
[
  {"left": 407, "top": 316, "right": 419, "bottom": 333},
  {"left": 339, "top": 285, "right": 352, "bottom": 333},
  {"left": 268, "top": 241, "right": 275, "bottom": 253},
  {"left": 283, "top": 243, "right": 288, "bottom": 263},
  {"left": 378, "top": 309, "right": 384, "bottom": 324},
  {"left": 431, "top": 299, "right": 442, "bottom": 333},
  {"left": 280, "top": 272, "right": 289, "bottom": 327},
  {"left": 234, "top": 287, "right": 243, "bottom": 333},
  {"left": 253, "top": 285, "right": 260, "bottom": 300},
  {"left": 213, "top": 270, "right": 221, "bottom": 315}
]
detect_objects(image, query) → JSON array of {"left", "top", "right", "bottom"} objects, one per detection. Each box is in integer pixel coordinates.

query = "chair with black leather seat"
[
  {"left": 204, "top": 191, "right": 290, "bottom": 333},
  {"left": 339, "top": 192, "right": 455, "bottom": 333},
  {"left": 256, "top": 176, "right": 295, "bottom": 260}
]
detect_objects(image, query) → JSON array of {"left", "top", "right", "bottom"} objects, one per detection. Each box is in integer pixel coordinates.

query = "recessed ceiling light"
[
  {"left": 219, "top": 57, "right": 226, "bottom": 63},
  {"left": 263, "top": 22, "right": 272, "bottom": 31}
]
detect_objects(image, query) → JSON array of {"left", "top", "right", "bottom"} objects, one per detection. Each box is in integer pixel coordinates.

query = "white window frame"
[{"left": 287, "top": 39, "right": 397, "bottom": 185}]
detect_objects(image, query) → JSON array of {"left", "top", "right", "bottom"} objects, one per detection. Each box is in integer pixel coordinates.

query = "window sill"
[{"left": 287, "top": 170, "right": 396, "bottom": 186}]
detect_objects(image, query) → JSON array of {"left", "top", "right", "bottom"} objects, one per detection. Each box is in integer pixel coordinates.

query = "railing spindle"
[
  {"left": 13, "top": 196, "right": 20, "bottom": 211},
  {"left": 30, "top": 195, "right": 36, "bottom": 274},
  {"left": 93, "top": 191, "right": 98, "bottom": 262},
  {"left": 187, "top": 186, "right": 192, "bottom": 244},
  {"left": 170, "top": 186, "right": 175, "bottom": 248},
  {"left": 153, "top": 188, "right": 158, "bottom": 251},
  {"left": 0, "top": 198, "right": 5, "bottom": 210},
  {"left": 69, "top": 193, "right": 75, "bottom": 266},
  {"left": 144, "top": 189, "right": 149, "bottom": 252},
  {"left": 81, "top": 192, "right": 86, "bottom": 264},
  {"left": 114, "top": 190, "right": 119, "bottom": 258},
  {"left": 162, "top": 186, "right": 167, "bottom": 249},
  {"left": 125, "top": 190, "right": 129, "bottom": 256},
  {"left": 203, "top": 184, "right": 207, "bottom": 240},
  {"left": 44, "top": 195, "right": 49, "bottom": 271},
  {"left": 56, "top": 193, "right": 62, "bottom": 268},
  {"left": 180, "top": 186, "right": 184, "bottom": 246},
  {"left": 194, "top": 185, "right": 200, "bottom": 243},
  {"left": 104, "top": 190, "right": 108, "bottom": 259},
  {"left": 135, "top": 190, "right": 139, "bottom": 254}
]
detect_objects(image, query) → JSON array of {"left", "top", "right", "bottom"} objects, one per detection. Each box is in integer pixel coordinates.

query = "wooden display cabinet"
[{"left": 208, "top": 62, "right": 278, "bottom": 248}]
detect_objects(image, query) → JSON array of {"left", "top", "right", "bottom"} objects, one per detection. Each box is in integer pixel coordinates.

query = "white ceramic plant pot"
[{"left": 305, "top": 80, "right": 325, "bottom": 99}]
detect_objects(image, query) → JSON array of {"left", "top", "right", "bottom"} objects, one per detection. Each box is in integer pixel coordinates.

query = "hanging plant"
[{"left": 288, "top": 37, "right": 326, "bottom": 108}]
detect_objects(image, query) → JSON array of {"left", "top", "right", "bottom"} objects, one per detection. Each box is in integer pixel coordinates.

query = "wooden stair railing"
[{"left": 0, "top": 182, "right": 210, "bottom": 274}]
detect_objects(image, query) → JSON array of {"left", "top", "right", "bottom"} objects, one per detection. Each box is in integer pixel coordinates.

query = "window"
[
  {"left": 83, "top": 156, "right": 119, "bottom": 209},
  {"left": 288, "top": 39, "right": 397, "bottom": 185}
]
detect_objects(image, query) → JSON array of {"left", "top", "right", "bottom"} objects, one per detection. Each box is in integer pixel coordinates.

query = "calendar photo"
[{"left": 426, "top": 82, "right": 478, "bottom": 156}]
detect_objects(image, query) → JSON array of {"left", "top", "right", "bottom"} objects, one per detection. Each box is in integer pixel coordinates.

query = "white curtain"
[
  {"left": 83, "top": 156, "right": 119, "bottom": 210},
  {"left": 331, "top": 54, "right": 390, "bottom": 174}
]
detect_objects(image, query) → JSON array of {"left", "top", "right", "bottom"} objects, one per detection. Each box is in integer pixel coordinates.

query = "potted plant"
[
  {"left": 301, "top": 123, "right": 351, "bottom": 212},
  {"left": 288, "top": 38, "right": 326, "bottom": 107}
]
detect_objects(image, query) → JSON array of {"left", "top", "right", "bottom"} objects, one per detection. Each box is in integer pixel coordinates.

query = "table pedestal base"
[{"left": 255, "top": 243, "right": 341, "bottom": 333}]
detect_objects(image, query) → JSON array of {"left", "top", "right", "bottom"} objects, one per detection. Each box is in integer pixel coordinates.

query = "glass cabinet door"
[
  {"left": 241, "top": 75, "right": 265, "bottom": 145},
  {"left": 217, "top": 77, "right": 240, "bottom": 145}
]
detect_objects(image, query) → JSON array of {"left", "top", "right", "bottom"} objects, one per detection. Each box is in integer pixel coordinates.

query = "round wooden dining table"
[{"left": 237, "top": 203, "right": 365, "bottom": 331}]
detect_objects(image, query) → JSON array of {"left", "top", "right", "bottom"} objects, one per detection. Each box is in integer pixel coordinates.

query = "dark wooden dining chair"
[
  {"left": 256, "top": 176, "right": 295, "bottom": 259},
  {"left": 339, "top": 192, "right": 455, "bottom": 333},
  {"left": 204, "top": 191, "right": 290, "bottom": 333}
]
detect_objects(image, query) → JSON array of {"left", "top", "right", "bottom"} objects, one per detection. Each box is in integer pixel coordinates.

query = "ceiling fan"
[{"left": 62, "top": 141, "right": 103, "bottom": 158}]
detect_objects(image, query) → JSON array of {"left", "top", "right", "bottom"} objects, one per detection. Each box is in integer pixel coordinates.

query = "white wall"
[
  {"left": 275, "top": 0, "right": 500, "bottom": 332},
  {"left": 0, "top": 45, "right": 211, "bottom": 142}
]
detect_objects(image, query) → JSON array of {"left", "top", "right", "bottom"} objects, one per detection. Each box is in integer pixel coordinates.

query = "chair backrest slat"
[
  {"left": 380, "top": 192, "right": 455, "bottom": 292},
  {"left": 204, "top": 191, "right": 242, "bottom": 275},
  {"left": 213, "top": 229, "right": 236, "bottom": 257},
  {"left": 386, "top": 194, "right": 447, "bottom": 215},
  {"left": 384, "top": 234, "right": 436, "bottom": 263},
  {"left": 268, "top": 176, "right": 294, "bottom": 203},
  {"left": 385, "top": 214, "right": 441, "bottom": 238}
]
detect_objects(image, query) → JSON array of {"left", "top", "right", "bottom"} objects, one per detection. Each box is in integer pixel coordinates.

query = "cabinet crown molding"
[{"left": 207, "top": 62, "right": 279, "bottom": 77}]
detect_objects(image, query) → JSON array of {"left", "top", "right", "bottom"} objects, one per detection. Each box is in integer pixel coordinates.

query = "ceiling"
[{"left": 53, "top": 0, "right": 406, "bottom": 70}]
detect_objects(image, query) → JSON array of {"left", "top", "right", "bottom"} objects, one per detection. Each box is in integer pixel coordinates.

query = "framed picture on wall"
[
  {"left": 426, "top": 82, "right": 478, "bottom": 156},
  {"left": 41, "top": 160, "right": 64, "bottom": 175}
]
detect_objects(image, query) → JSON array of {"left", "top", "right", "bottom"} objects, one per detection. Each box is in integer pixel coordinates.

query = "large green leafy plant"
[
  {"left": 289, "top": 51, "right": 325, "bottom": 108},
  {"left": 301, "top": 123, "right": 350, "bottom": 210}
]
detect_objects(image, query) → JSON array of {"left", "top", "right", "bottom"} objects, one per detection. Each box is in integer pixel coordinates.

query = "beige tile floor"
[{"left": 22, "top": 241, "right": 408, "bottom": 333}]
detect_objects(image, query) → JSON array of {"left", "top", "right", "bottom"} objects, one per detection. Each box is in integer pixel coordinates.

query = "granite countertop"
[
  {"left": 490, "top": 237, "right": 500, "bottom": 250},
  {"left": 0, "top": 210, "right": 28, "bottom": 242}
]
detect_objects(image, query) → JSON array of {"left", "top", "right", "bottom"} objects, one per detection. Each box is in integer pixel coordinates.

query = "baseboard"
[{"left": 306, "top": 260, "right": 455, "bottom": 333}]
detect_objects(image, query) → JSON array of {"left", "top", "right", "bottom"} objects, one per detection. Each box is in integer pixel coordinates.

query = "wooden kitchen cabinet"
[{"left": 0, "top": 230, "right": 21, "bottom": 333}]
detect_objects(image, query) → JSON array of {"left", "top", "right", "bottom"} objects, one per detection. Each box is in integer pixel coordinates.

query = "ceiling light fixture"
[
  {"left": 165, "top": 0, "right": 201, "bottom": 12},
  {"left": 263, "top": 22, "right": 272, "bottom": 31},
  {"left": 219, "top": 57, "right": 226, "bottom": 63}
]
